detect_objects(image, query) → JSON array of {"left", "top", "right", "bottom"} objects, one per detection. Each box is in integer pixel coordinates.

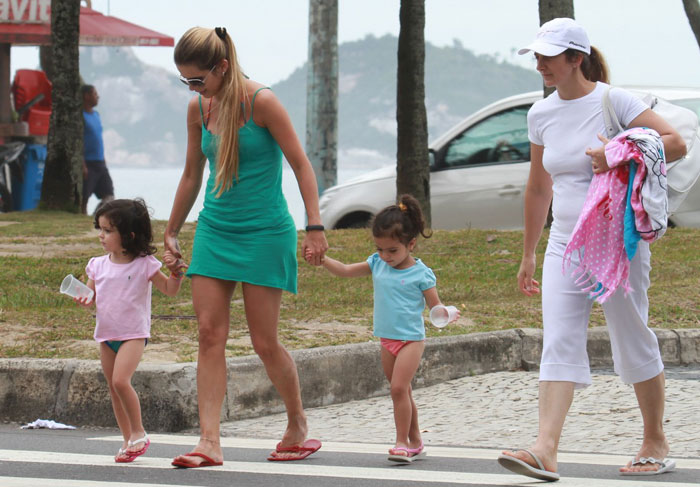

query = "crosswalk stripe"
[
  {"left": 90, "top": 435, "right": 700, "bottom": 470},
  {"left": 0, "top": 479, "right": 200, "bottom": 487},
  {"left": 0, "top": 450, "right": 697, "bottom": 487}
]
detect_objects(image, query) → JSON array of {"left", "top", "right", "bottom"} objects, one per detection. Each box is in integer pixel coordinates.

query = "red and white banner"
[{"left": 0, "top": 0, "right": 51, "bottom": 24}]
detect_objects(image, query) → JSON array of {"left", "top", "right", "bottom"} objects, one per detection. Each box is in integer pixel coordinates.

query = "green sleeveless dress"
[{"left": 186, "top": 88, "right": 297, "bottom": 293}]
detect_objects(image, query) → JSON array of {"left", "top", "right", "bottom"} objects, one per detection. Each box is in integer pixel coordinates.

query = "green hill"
[
  {"left": 273, "top": 34, "right": 541, "bottom": 161},
  {"left": 78, "top": 36, "right": 541, "bottom": 168}
]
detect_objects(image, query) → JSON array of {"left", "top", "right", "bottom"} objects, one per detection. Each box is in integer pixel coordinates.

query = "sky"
[{"left": 9, "top": 0, "right": 700, "bottom": 88}]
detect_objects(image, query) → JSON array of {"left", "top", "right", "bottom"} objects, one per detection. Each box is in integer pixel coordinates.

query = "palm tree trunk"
[
  {"left": 40, "top": 0, "right": 83, "bottom": 211},
  {"left": 538, "top": 0, "right": 574, "bottom": 97},
  {"left": 306, "top": 0, "right": 338, "bottom": 194},
  {"left": 396, "top": 0, "right": 430, "bottom": 225},
  {"left": 683, "top": 0, "right": 700, "bottom": 51}
]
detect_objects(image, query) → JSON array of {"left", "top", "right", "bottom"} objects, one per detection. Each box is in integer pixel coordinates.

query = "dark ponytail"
[
  {"left": 372, "top": 194, "right": 431, "bottom": 245},
  {"left": 565, "top": 46, "right": 609, "bottom": 83}
]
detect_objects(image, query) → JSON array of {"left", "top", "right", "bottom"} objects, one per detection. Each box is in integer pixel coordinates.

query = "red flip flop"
[
  {"left": 171, "top": 452, "right": 223, "bottom": 468},
  {"left": 267, "top": 439, "right": 322, "bottom": 461}
]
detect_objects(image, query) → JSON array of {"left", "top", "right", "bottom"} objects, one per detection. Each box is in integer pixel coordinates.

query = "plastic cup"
[
  {"left": 429, "top": 305, "right": 458, "bottom": 328},
  {"left": 60, "top": 274, "right": 94, "bottom": 302}
]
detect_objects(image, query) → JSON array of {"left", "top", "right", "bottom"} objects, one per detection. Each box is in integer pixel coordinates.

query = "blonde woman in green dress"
[{"left": 165, "top": 26, "right": 328, "bottom": 468}]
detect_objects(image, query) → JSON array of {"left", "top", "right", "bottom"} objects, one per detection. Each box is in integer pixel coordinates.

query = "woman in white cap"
[{"left": 497, "top": 17, "right": 686, "bottom": 481}]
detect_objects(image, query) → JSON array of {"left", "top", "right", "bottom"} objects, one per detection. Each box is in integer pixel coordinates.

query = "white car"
[{"left": 319, "top": 87, "right": 700, "bottom": 230}]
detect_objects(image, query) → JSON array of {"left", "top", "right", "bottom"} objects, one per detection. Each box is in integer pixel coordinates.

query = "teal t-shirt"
[{"left": 366, "top": 253, "right": 436, "bottom": 341}]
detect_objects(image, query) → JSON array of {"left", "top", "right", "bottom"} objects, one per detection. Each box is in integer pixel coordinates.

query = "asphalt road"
[{"left": 1, "top": 425, "right": 699, "bottom": 487}]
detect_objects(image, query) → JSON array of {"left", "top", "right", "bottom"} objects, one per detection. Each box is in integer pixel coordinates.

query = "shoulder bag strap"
[{"left": 602, "top": 86, "right": 625, "bottom": 139}]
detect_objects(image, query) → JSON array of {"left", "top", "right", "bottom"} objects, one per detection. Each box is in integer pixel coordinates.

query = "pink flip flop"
[
  {"left": 267, "top": 439, "right": 322, "bottom": 461},
  {"left": 114, "top": 448, "right": 132, "bottom": 463},
  {"left": 388, "top": 441, "right": 426, "bottom": 463},
  {"left": 124, "top": 434, "right": 150, "bottom": 460}
]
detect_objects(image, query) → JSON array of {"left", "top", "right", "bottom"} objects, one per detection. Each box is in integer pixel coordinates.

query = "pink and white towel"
[{"left": 563, "top": 128, "right": 666, "bottom": 303}]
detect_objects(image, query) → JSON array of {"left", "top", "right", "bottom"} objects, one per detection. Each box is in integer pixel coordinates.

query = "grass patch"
[{"left": 1, "top": 209, "right": 698, "bottom": 361}]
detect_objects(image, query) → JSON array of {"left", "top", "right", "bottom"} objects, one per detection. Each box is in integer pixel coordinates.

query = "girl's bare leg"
[
  {"left": 382, "top": 341, "right": 424, "bottom": 452},
  {"left": 110, "top": 339, "right": 147, "bottom": 454},
  {"left": 100, "top": 343, "right": 130, "bottom": 456}
]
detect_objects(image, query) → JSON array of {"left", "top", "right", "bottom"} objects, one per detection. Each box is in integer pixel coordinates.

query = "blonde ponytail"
[{"left": 174, "top": 27, "right": 247, "bottom": 197}]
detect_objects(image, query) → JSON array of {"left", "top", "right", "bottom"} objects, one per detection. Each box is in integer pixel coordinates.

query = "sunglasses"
[{"left": 178, "top": 65, "right": 216, "bottom": 87}]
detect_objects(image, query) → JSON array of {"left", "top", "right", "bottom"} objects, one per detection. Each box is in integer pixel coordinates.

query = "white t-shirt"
[
  {"left": 86, "top": 254, "right": 162, "bottom": 342},
  {"left": 527, "top": 81, "right": 648, "bottom": 243}
]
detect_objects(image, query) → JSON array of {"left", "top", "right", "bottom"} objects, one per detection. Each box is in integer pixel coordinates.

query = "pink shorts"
[{"left": 380, "top": 338, "right": 420, "bottom": 357}]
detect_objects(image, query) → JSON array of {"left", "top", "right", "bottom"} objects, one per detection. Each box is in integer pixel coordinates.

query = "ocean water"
[{"left": 86, "top": 165, "right": 369, "bottom": 228}]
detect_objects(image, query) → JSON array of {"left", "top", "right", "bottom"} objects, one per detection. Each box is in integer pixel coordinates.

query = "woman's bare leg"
[
  {"left": 620, "top": 372, "right": 670, "bottom": 473},
  {"left": 242, "top": 283, "right": 309, "bottom": 459},
  {"left": 500, "top": 380, "right": 575, "bottom": 474},
  {"left": 172, "top": 276, "right": 236, "bottom": 466}
]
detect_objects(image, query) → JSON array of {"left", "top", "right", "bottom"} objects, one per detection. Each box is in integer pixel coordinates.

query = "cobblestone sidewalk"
[{"left": 221, "top": 367, "right": 700, "bottom": 458}]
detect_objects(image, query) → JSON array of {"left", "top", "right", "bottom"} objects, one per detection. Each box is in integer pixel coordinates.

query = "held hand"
[
  {"left": 304, "top": 248, "right": 324, "bottom": 266},
  {"left": 302, "top": 230, "right": 329, "bottom": 267},
  {"left": 517, "top": 256, "right": 540, "bottom": 297},
  {"left": 163, "top": 250, "right": 177, "bottom": 267},
  {"left": 164, "top": 249, "right": 188, "bottom": 277},
  {"left": 585, "top": 133, "right": 611, "bottom": 174},
  {"left": 163, "top": 235, "right": 186, "bottom": 274}
]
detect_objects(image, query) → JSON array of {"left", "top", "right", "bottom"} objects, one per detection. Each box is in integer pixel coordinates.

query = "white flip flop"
[
  {"left": 498, "top": 449, "right": 560, "bottom": 482},
  {"left": 621, "top": 457, "right": 676, "bottom": 476}
]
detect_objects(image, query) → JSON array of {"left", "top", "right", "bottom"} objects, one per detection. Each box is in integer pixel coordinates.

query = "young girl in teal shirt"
[{"left": 309, "top": 194, "right": 458, "bottom": 463}]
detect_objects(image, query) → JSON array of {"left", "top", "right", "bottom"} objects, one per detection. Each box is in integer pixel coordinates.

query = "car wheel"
[{"left": 335, "top": 212, "right": 372, "bottom": 229}]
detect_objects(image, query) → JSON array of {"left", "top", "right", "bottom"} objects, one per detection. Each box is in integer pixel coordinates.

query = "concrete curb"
[{"left": 1, "top": 327, "right": 699, "bottom": 431}]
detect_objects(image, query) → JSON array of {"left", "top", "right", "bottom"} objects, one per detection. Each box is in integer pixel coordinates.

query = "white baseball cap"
[{"left": 518, "top": 18, "right": 591, "bottom": 56}]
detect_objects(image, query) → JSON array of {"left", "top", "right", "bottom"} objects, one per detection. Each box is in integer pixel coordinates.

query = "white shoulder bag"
[{"left": 602, "top": 86, "right": 700, "bottom": 213}]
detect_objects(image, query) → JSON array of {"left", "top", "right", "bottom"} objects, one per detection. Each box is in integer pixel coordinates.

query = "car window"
[{"left": 444, "top": 106, "right": 530, "bottom": 168}]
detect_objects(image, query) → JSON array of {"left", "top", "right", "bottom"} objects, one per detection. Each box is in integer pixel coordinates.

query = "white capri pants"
[{"left": 540, "top": 239, "right": 664, "bottom": 388}]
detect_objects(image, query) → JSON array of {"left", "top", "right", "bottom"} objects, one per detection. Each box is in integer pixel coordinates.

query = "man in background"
[{"left": 81, "top": 84, "right": 113, "bottom": 214}]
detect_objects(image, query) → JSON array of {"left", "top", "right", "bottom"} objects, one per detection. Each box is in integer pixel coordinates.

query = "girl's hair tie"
[
  {"left": 214, "top": 27, "right": 227, "bottom": 40},
  {"left": 398, "top": 202, "right": 407, "bottom": 212}
]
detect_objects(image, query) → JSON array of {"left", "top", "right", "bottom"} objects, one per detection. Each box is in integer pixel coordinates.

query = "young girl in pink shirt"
[{"left": 75, "top": 198, "right": 185, "bottom": 463}]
